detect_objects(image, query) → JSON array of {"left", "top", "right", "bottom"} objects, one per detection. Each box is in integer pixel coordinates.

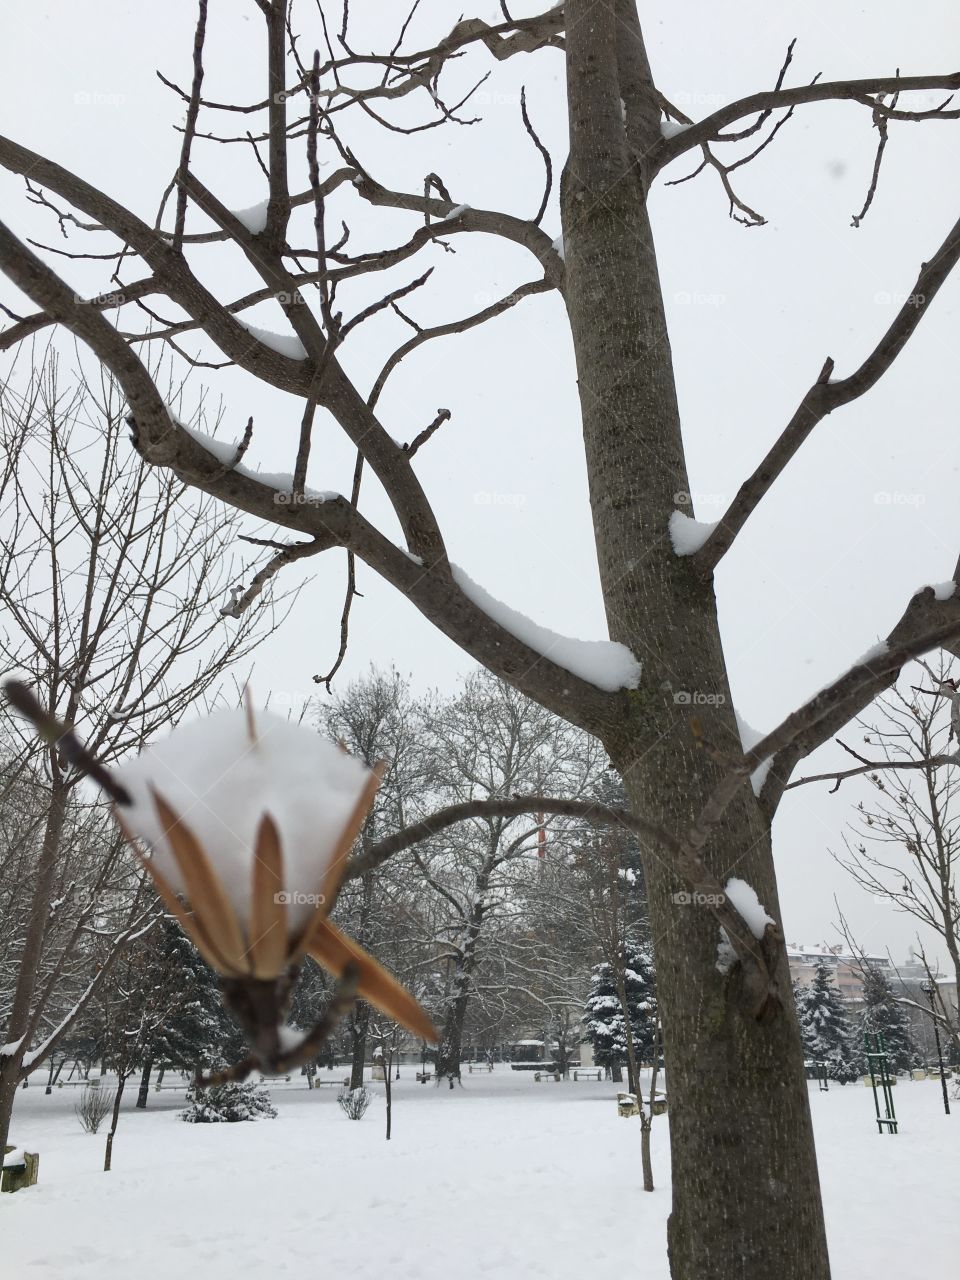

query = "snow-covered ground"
[{"left": 2, "top": 1067, "right": 956, "bottom": 1278}]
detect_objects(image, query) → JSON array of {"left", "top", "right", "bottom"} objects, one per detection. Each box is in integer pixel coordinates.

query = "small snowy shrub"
[
  {"left": 337, "top": 1086, "right": 371, "bottom": 1120},
  {"left": 75, "top": 1084, "right": 114, "bottom": 1133},
  {"left": 181, "top": 1078, "right": 277, "bottom": 1123}
]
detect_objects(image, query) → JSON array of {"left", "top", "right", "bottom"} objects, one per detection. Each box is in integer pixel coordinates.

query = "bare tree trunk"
[
  {"left": 640, "top": 1021, "right": 663, "bottom": 1193},
  {"left": 384, "top": 1045, "right": 393, "bottom": 1141},
  {"left": 348, "top": 868, "right": 378, "bottom": 1089},
  {"left": 616, "top": 965, "right": 641, "bottom": 1098},
  {"left": 349, "top": 1001, "right": 370, "bottom": 1091},
  {"left": 435, "top": 988, "right": 470, "bottom": 1083},
  {"left": 435, "top": 864, "right": 489, "bottom": 1084},
  {"left": 561, "top": 5, "right": 828, "bottom": 1276},
  {"left": 0, "top": 778, "right": 67, "bottom": 1153},
  {"left": 103, "top": 1073, "right": 127, "bottom": 1173},
  {"left": 136, "top": 1058, "right": 153, "bottom": 1108}
]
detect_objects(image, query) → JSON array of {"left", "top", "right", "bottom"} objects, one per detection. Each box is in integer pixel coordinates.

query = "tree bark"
[
  {"left": 435, "top": 987, "right": 469, "bottom": 1082},
  {"left": 103, "top": 1073, "right": 127, "bottom": 1173},
  {"left": 0, "top": 776, "right": 68, "bottom": 1154},
  {"left": 561, "top": 4, "right": 829, "bottom": 1276},
  {"left": 384, "top": 1046, "right": 393, "bottom": 1141},
  {"left": 136, "top": 1058, "right": 153, "bottom": 1109},
  {"left": 435, "top": 879, "right": 487, "bottom": 1083},
  {"left": 613, "top": 949, "right": 642, "bottom": 1098},
  {"left": 641, "top": 1022, "right": 662, "bottom": 1193},
  {"left": 348, "top": 1001, "right": 370, "bottom": 1091}
]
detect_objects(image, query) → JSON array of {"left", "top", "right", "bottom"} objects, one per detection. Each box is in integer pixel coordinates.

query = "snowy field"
[{"left": 2, "top": 1067, "right": 956, "bottom": 1279}]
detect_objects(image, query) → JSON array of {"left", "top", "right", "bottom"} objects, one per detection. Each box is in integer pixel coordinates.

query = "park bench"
[
  {"left": 467, "top": 1063, "right": 494, "bottom": 1073},
  {"left": 572, "top": 1069, "right": 602, "bottom": 1081},
  {"left": 533, "top": 1071, "right": 561, "bottom": 1082},
  {"left": 416, "top": 1071, "right": 432, "bottom": 1083}
]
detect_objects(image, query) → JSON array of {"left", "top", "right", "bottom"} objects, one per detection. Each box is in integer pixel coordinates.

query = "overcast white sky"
[{"left": 1, "top": 1, "right": 959, "bottom": 965}]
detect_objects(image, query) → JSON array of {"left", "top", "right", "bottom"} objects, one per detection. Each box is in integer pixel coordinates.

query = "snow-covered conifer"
[
  {"left": 581, "top": 941, "right": 657, "bottom": 1073},
  {"left": 795, "top": 962, "right": 861, "bottom": 1084}
]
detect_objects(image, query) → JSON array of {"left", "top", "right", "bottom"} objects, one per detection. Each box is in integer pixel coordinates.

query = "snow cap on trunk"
[{"left": 723, "top": 877, "right": 775, "bottom": 940}]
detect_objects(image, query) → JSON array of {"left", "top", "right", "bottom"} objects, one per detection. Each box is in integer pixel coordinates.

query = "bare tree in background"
[
  {"left": 3, "top": 4, "right": 960, "bottom": 1273},
  {"left": 414, "top": 671, "right": 601, "bottom": 1082},
  {"left": 816, "top": 656, "right": 960, "bottom": 1053},
  {"left": 0, "top": 350, "right": 284, "bottom": 1153},
  {"left": 317, "top": 667, "right": 428, "bottom": 1088}
]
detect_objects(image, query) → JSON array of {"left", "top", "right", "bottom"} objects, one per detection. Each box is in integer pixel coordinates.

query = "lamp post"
[{"left": 922, "top": 982, "right": 951, "bottom": 1116}]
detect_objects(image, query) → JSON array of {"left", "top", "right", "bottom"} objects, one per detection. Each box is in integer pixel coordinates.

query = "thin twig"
[
  {"left": 405, "top": 408, "right": 451, "bottom": 457},
  {"left": 172, "top": 0, "right": 209, "bottom": 252}
]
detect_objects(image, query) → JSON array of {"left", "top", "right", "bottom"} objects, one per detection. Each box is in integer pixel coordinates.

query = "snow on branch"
[
  {"left": 450, "top": 564, "right": 641, "bottom": 692},
  {"left": 734, "top": 711, "right": 774, "bottom": 797}
]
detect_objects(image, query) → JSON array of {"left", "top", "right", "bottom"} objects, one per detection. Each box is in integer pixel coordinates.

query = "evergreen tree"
[
  {"left": 859, "top": 963, "right": 917, "bottom": 1072},
  {"left": 590, "top": 769, "right": 648, "bottom": 921},
  {"left": 181, "top": 1077, "right": 277, "bottom": 1123},
  {"left": 159, "top": 920, "right": 231, "bottom": 1067},
  {"left": 795, "top": 962, "right": 861, "bottom": 1084},
  {"left": 581, "top": 941, "right": 657, "bottom": 1074},
  {"left": 135, "top": 918, "right": 242, "bottom": 1076}
]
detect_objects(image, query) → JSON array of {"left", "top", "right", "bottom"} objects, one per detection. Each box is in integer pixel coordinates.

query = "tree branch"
[
  {"left": 651, "top": 71, "right": 960, "bottom": 173},
  {"left": 696, "top": 207, "right": 960, "bottom": 570},
  {"left": 172, "top": 0, "right": 208, "bottom": 252}
]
